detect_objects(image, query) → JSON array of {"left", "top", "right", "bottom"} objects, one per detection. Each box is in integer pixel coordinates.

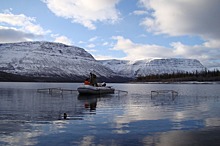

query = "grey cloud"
[
  {"left": 141, "top": 0, "right": 220, "bottom": 40},
  {"left": 182, "top": 0, "right": 220, "bottom": 40},
  {"left": 0, "top": 28, "right": 42, "bottom": 43}
]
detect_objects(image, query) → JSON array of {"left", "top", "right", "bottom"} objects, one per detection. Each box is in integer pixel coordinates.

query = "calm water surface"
[{"left": 0, "top": 82, "right": 220, "bottom": 146}]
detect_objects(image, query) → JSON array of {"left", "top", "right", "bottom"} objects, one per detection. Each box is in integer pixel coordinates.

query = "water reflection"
[
  {"left": 142, "top": 127, "right": 220, "bottom": 146},
  {"left": 78, "top": 95, "right": 97, "bottom": 112},
  {"left": 205, "top": 118, "right": 220, "bottom": 127},
  {"left": 0, "top": 83, "right": 220, "bottom": 146},
  {"left": 0, "top": 88, "right": 84, "bottom": 121}
]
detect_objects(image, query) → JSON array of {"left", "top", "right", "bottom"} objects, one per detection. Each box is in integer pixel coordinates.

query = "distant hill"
[
  {"left": 99, "top": 59, "right": 205, "bottom": 78},
  {"left": 0, "top": 41, "right": 205, "bottom": 82}
]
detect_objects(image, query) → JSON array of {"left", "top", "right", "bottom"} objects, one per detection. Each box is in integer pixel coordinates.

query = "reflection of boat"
[
  {"left": 77, "top": 95, "right": 98, "bottom": 111},
  {"left": 77, "top": 85, "right": 115, "bottom": 95}
]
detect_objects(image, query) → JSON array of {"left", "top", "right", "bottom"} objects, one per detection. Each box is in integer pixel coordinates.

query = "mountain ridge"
[
  {"left": 0, "top": 41, "right": 129, "bottom": 82},
  {"left": 0, "top": 41, "right": 205, "bottom": 82},
  {"left": 99, "top": 58, "right": 205, "bottom": 78}
]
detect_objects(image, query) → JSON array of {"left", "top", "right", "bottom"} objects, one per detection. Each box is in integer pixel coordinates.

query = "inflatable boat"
[{"left": 77, "top": 85, "right": 115, "bottom": 95}]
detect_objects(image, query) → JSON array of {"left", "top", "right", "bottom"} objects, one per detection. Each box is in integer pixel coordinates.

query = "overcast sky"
[{"left": 0, "top": 0, "right": 220, "bottom": 68}]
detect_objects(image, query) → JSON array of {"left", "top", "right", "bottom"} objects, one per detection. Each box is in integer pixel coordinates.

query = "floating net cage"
[
  {"left": 151, "top": 90, "right": 178, "bottom": 101},
  {"left": 37, "top": 88, "right": 128, "bottom": 97},
  {"left": 37, "top": 88, "right": 78, "bottom": 94}
]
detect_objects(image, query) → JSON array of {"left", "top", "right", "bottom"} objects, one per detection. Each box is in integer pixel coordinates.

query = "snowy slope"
[
  {"left": 0, "top": 41, "right": 206, "bottom": 81},
  {"left": 99, "top": 58, "right": 205, "bottom": 78},
  {"left": 0, "top": 41, "right": 119, "bottom": 81}
]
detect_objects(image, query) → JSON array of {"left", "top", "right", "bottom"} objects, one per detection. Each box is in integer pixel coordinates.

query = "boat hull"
[{"left": 77, "top": 85, "right": 115, "bottom": 95}]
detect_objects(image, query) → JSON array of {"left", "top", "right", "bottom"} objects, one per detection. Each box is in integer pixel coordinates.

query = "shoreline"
[
  {"left": 0, "top": 81, "right": 219, "bottom": 84},
  {"left": 129, "top": 81, "right": 220, "bottom": 84}
]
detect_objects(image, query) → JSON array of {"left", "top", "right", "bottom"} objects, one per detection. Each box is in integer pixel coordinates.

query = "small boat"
[{"left": 77, "top": 85, "right": 115, "bottom": 95}]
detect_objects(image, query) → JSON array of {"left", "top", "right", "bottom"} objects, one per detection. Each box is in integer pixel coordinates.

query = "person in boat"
[
  {"left": 84, "top": 78, "right": 90, "bottom": 85},
  {"left": 90, "top": 73, "right": 98, "bottom": 86}
]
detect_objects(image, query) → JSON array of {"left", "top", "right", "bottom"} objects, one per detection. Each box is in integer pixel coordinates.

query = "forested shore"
[{"left": 135, "top": 69, "right": 220, "bottom": 82}]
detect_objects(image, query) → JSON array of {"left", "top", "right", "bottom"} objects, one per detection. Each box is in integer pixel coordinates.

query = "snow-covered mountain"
[
  {"left": 0, "top": 41, "right": 126, "bottom": 82},
  {"left": 99, "top": 59, "right": 205, "bottom": 78},
  {"left": 0, "top": 41, "right": 205, "bottom": 82}
]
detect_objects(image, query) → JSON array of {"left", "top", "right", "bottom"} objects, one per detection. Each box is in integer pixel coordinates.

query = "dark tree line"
[
  {"left": 135, "top": 69, "right": 220, "bottom": 82},
  {"left": 0, "top": 71, "right": 130, "bottom": 83}
]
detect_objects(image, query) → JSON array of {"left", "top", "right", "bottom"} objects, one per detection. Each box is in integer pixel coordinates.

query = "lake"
[{"left": 0, "top": 82, "right": 220, "bottom": 146}]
